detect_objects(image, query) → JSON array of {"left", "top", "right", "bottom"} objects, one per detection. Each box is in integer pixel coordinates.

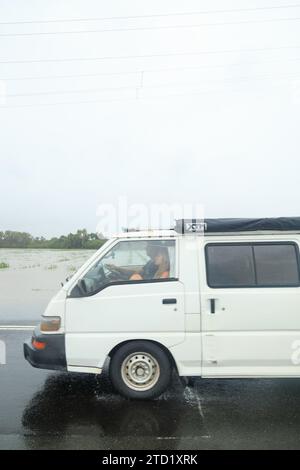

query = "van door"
[
  {"left": 65, "top": 239, "right": 185, "bottom": 370},
  {"left": 200, "top": 241, "right": 300, "bottom": 377}
]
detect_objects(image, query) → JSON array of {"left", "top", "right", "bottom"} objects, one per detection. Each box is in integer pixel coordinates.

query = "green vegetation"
[
  {"left": 45, "top": 264, "right": 58, "bottom": 270},
  {"left": 20, "top": 264, "right": 40, "bottom": 269},
  {"left": 0, "top": 262, "right": 9, "bottom": 269},
  {"left": 0, "top": 229, "right": 106, "bottom": 250},
  {"left": 67, "top": 265, "right": 77, "bottom": 273}
]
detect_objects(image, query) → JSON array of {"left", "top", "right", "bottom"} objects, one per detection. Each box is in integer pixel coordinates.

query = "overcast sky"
[{"left": 0, "top": 0, "right": 300, "bottom": 237}]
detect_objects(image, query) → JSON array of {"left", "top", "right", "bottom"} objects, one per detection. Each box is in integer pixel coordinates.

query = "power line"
[
  {"left": 0, "top": 96, "right": 136, "bottom": 108},
  {"left": 3, "top": 56, "right": 300, "bottom": 82},
  {"left": 1, "top": 70, "right": 140, "bottom": 81},
  {"left": 1, "top": 3, "right": 300, "bottom": 25},
  {"left": 1, "top": 17, "right": 300, "bottom": 37},
  {"left": 0, "top": 79, "right": 297, "bottom": 109},
  {"left": 0, "top": 96, "right": 153, "bottom": 109},
  {"left": 1, "top": 45, "right": 300, "bottom": 65},
  {"left": 5, "top": 71, "right": 300, "bottom": 98},
  {"left": 7, "top": 85, "right": 135, "bottom": 97}
]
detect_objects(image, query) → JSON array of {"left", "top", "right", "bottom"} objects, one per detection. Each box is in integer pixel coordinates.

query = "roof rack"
[{"left": 174, "top": 217, "right": 300, "bottom": 234}]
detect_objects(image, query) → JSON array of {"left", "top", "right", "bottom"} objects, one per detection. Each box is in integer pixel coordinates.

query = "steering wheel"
[{"left": 104, "top": 264, "right": 130, "bottom": 281}]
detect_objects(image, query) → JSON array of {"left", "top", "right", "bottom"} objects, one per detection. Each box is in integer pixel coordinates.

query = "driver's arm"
[{"left": 106, "top": 264, "right": 142, "bottom": 276}]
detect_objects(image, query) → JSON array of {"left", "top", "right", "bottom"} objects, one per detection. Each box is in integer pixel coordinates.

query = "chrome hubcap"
[{"left": 121, "top": 352, "right": 160, "bottom": 391}]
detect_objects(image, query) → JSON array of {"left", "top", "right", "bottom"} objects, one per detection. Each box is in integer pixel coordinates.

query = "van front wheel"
[{"left": 109, "top": 341, "right": 172, "bottom": 399}]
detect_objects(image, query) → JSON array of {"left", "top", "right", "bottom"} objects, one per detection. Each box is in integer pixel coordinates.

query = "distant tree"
[
  {"left": 0, "top": 231, "right": 33, "bottom": 248},
  {"left": 0, "top": 229, "right": 106, "bottom": 249}
]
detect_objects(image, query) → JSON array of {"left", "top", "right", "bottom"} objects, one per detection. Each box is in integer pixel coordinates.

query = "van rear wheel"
[{"left": 109, "top": 341, "right": 172, "bottom": 399}]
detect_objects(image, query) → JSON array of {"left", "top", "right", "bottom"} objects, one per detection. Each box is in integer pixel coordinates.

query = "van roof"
[{"left": 115, "top": 217, "right": 300, "bottom": 238}]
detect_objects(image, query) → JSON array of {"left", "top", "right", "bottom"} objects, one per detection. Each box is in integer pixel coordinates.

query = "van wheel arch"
[{"left": 108, "top": 339, "right": 179, "bottom": 375}]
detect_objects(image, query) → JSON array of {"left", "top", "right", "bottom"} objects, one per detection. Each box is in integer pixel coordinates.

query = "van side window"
[
  {"left": 206, "top": 245, "right": 256, "bottom": 287},
  {"left": 206, "top": 243, "right": 300, "bottom": 288},
  {"left": 253, "top": 244, "right": 299, "bottom": 286},
  {"left": 71, "top": 239, "right": 176, "bottom": 297}
]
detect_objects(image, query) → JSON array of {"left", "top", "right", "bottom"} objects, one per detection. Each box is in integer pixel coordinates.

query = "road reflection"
[{"left": 22, "top": 372, "right": 206, "bottom": 448}]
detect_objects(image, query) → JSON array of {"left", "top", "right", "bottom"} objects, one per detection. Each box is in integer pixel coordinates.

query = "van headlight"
[{"left": 40, "top": 316, "right": 61, "bottom": 332}]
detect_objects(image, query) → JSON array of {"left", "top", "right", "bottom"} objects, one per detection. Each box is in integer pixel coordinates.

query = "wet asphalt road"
[{"left": 1, "top": 331, "right": 300, "bottom": 450}]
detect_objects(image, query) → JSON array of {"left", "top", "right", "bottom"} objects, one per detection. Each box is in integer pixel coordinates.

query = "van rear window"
[
  {"left": 254, "top": 244, "right": 299, "bottom": 286},
  {"left": 205, "top": 242, "right": 300, "bottom": 288}
]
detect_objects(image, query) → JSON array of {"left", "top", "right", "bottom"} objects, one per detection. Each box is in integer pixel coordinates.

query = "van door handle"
[
  {"left": 162, "top": 298, "right": 177, "bottom": 304},
  {"left": 209, "top": 298, "right": 216, "bottom": 314}
]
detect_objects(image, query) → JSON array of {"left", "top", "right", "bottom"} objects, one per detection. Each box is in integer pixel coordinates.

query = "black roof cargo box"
[{"left": 175, "top": 217, "right": 300, "bottom": 234}]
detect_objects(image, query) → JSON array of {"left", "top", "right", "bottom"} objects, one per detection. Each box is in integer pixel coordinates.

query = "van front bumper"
[{"left": 24, "top": 327, "right": 67, "bottom": 371}]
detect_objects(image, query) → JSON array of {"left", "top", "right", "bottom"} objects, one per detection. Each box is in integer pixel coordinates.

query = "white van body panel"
[
  {"left": 200, "top": 235, "right": 300, "bottom": 377},
  {"left": 174, "top": 236, "right": 202, "bottom": 375},
  {"left": 65, "top": 280, "right": 186, "bottom": 370}
]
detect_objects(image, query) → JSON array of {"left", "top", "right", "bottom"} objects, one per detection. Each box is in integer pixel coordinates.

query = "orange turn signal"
[{"left": 32, "top": 339, "right": 46, "bottom": 350}]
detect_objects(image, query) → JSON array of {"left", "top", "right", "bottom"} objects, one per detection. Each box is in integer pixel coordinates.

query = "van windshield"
[{"left": 71, "top": 239, "right": 176, "bottom": 297}]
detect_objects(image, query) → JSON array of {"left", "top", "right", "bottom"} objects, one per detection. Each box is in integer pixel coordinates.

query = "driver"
[{"left": 130, "top": 246, "right": 170, "bottom": 280}]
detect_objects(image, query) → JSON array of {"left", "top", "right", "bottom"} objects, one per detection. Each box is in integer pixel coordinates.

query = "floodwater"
[{"left": 0, "top": 249, "right": 95, "bottom": 324}]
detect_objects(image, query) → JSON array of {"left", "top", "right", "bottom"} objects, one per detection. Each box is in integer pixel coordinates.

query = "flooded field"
[{"left": 0, "top": 249, "right": 95, "bottom": 324}]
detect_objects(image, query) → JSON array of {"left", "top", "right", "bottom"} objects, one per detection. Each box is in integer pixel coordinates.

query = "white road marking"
[
  {"left": 0, "top": 325, "right": 35, "bottom": 330},
  {"left": 157, "top": 435, "right": 211, "bottom": 440}
]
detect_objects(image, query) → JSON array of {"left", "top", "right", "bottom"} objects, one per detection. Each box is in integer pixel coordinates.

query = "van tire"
[{"left": 109, "top": 341, "right": 172, "bottom": 399}]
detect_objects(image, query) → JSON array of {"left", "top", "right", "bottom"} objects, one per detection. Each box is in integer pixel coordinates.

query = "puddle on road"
[
  {"left": 0, "top": 249, "right": 95, "bottom": 324},
  {"left": 21, "top": 372, "right": 207, "bottom": 448}
]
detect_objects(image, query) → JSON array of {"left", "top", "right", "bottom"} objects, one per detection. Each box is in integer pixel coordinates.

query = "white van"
[{"left": 24, "top": 217, "right": 300, "bottom": 399}]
